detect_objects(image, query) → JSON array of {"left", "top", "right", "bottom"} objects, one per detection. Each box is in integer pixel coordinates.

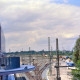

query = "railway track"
[
  {"left": 20, "top": 56, "right": 51, "bottom": 80},
  {"left": 25, "top": 63, "right": 50, "bottom": 80}
]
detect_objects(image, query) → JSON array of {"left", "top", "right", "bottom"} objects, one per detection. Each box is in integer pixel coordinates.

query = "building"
[
  {"left": 0, "top": 25, "right": 5, "bottom": 53},
  {"left": 0, "top": 25, "right": 35, "bottom": 80}
]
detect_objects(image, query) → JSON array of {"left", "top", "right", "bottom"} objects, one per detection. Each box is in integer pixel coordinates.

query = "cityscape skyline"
[{"left": 0, "top": 0, "right": 80, "bottom": 52}]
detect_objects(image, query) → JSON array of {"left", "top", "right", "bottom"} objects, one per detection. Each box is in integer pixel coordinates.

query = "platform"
[{"left": 0, "top": 65, "right": 35, "bottom": 75}]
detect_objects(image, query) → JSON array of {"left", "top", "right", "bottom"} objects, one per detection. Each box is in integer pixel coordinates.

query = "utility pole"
[
  {"left": 56, "top": 38, "right": 61, "bottom": 80},
  {"left": 9, "top": 49, "right": 11, "bottom": 53},
  {"left": 22, "top": 48, "right": 23, "bottom": 51},
  {"left": 55, "top": 38, "right": 75, "bottom": 80},
  {"left": 29, "top": 47, "right": 31, "bottom": 65},
  {"left": 29, "top": 47, "right": 30, "bottom": 51},
  {"left": 48, "top": 37, "right": 52, "bottom": 75}
]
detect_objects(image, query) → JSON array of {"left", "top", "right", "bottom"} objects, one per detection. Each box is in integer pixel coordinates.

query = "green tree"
[
  {"left": 72, "top": 37, "right": 80, "bottom": 80},
  {"left": 72, "top": 60, "right": 80, "bottom": 80},
  {"left": 73, "top": 37, "right": 80, "bottom": 63}
]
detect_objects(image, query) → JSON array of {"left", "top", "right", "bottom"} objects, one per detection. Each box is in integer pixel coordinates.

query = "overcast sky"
[{"left": 0, "top": 0, "right": 80, "bottom": 52}]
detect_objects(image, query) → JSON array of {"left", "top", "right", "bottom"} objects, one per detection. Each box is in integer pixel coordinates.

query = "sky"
[{"left": 0, "top": 0, "right": 80, "bottom": 52}]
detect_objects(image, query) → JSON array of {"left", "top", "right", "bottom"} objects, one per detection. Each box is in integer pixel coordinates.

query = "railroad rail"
[{"left": 25, "top": 63, "right": 50, "bottom": 80}]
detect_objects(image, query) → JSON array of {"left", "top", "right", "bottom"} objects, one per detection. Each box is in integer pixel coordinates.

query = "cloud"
[
  {"left": 51, "top": 0, "right": 69, "bottom": 4},
  {"left": 0, "top": 0, "right": 80, "bottom": 52},
  {"left": 63, "top": 0, "right": 69, "bottom": 3}
]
